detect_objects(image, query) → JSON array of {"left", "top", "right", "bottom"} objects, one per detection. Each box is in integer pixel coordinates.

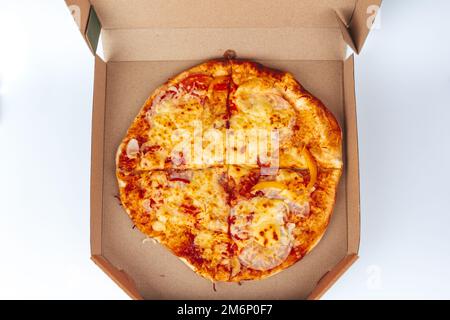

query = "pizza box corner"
[{"left": 64, "top": 0, "right": 382, "bottom": 300}]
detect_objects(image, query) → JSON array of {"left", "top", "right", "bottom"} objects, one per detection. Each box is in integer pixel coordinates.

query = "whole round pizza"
[{"left": 116, "top": 55, "right": 342, "bottom": 282}]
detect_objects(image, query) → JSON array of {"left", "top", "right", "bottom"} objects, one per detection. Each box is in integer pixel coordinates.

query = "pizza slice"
[
  {"left": 226, "top": 165, "right": 341, "bottom": 281},
  {"left": 116, "top": 60, "right": 231, "bottom": 174},
  {"left": 117, "top": 166, "right": 239, "bottom": 281},
  {"left": 228, "top": 60, "right": 342, "bottom": 170}
]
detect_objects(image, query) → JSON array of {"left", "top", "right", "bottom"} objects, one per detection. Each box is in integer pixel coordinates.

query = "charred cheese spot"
[{"left": 253, "top": 221, "right": 281, "bottom": 248}]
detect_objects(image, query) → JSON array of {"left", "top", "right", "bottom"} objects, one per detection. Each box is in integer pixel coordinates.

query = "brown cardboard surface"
[
  {"left": 97, "top": 60, "right": 349, "bottom": 299},
  {"left": 90, "top": 55, "right": 106, "bottom": 256},
  {"left": 90, "top": 0, "right": 357, "bottom": 29},
  {"left": 343, "top": 56, "right": 361, "bottom": 254},
  {"left": 92, "top": 0, "right": 358, "bottom": 62},
  {"left": 349, "top": 0, "right": 383, "bottom": 53},
  {"left": 307, "top": 253, "right": 358, "bottom": 299},
  {"left": 336, "top": 12, "right": 357, "bottom": 53},
  {"left": 92, "top": 255, "right": 143, "bottom": 300},
  {"left": 90, "top": 0, "right": 382, "bottom": 62},
  {"left": 101, "top": 28, "right": 347, "bottom": 62}
]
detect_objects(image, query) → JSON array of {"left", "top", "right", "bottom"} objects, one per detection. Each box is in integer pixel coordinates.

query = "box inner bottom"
[{"left": 101, "top": 59, "right": 348, "bottom": 299}]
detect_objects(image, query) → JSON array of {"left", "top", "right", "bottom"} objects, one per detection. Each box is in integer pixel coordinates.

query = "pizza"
[{"left": 116, "top": 57, "right": 342, "bottom": 282}]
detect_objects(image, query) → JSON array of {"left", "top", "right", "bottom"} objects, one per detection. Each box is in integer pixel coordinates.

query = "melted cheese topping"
[
  {"left": 230, "top": 197, "right": 294, "bottom": 271},
  {"left": 124, "top": 74, "right": 229, "bottom": 170},
  {"left": 230, "top": 82, "right": 296, "bottom": 142},
  {"left": 128, "top": 168, "right": 231, "bottom": 274},
  {"left": 231, "top": 197, "right": 289, "bottom": 247}
]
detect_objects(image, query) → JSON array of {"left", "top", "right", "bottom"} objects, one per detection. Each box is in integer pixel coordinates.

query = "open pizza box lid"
[{"left": 65, "top": 0, "right": 381, "bottom": 299}]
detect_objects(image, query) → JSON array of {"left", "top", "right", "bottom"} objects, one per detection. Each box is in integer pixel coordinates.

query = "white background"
[{"left": 0, "top": 0, "right": 449, "bottom": 299}]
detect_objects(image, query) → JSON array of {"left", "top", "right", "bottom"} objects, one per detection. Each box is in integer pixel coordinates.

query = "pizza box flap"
[{"left": 65, "top": 0, "right": 382, "bottom": 60}]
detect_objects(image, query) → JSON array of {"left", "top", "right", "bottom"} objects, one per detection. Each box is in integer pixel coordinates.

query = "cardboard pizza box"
[{"left": 65, "top": 0, "right": 382, "bottom": 300}]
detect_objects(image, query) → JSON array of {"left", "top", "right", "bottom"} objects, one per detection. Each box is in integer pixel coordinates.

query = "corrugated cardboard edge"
[
  {"left": 343, "top": 55, "right": 361, "bottom": 255},
  {"left": 307, "top": 254, "right": 358, "bottom": 300},
  {"left": 90, "top": 55, "right": 106, "bottom": 256},
  {"left": 92, "top": 255, "right": 143, "bottom": 300},
  {"left": 349, "top": 0, "right": 383, "bottom": 53}
]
